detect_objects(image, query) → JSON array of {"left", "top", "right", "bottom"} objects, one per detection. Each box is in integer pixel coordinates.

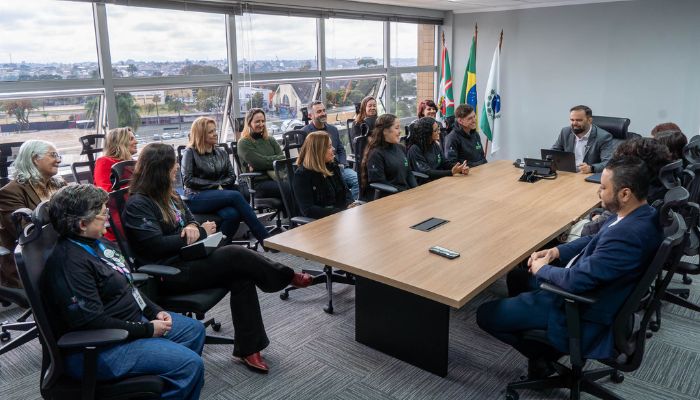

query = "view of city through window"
[{"left": 1, "top": 1, "right": 437, "bottom": 179}]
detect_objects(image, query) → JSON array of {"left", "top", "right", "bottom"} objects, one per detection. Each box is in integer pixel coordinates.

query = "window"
[
  {"left": 106, "top": 5, "right": 227, "bottom": 77},
  {"left": 238, "top": 81, "right": 318, "bottom": 137},
  {"left": 0, "top": 94, "right": 103, "bottom": 168},
  {"left": 390, "top": 23, "right": 435, "bottom": 67},
  {"left": 390, "top": 73, "right": 418, "bottom": 122},
  {"left": 116, "top": 86, "right": 229, "bottom": 148},
  {"left": 325, "top": 19, "right": 383, "bottom": 70},
  {"left": 325, "top": 77, "right": 384, "bottom": 116},
  {"left": 236, "top": 13, "right": 318, "bottom": 74},
  {"left": 0, "top": 0, "right": 98, "bottom": 81}
]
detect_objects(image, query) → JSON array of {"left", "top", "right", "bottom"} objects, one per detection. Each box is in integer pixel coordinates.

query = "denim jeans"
[
  {"left": 186, "top": 189, "right": 269, "bottom": 242},
  {"left": 64, "top": 312, "right": 206, "bottom": 400},
  {"left": 341, "top": 167, "right": 359, "bottom": 200}
]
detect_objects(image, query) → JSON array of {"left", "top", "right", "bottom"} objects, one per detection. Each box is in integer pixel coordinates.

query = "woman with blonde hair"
[
  {"left": 0, "top": 140, "right": 65, "bottom": 287},
  {"left": 351, "top": 96, "right": 378, "bottom": 142},
  {"left": 182, "top": 116, "right": 270, "bottom": 243},
  {"left": 236, "top": 108, "right": 287, "bottom": 200},
  {"left": 93, "top": 127, "right": 137, "bottom": 191},
  {"left": 293, "top": 132, "right": 354, "bottom": 219}
]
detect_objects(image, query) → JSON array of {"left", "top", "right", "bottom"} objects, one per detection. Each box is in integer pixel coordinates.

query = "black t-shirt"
[
  {"left": 43, "top": 237, "right": 161, "bottom": 339},
  {"left": 367, "top": 143, "right": 418, "bottom": 194}
]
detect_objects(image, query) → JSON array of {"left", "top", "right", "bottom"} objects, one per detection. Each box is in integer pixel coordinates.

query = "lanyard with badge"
[{"left": 68, "top": 239, "right": 148, "bottom": 311}]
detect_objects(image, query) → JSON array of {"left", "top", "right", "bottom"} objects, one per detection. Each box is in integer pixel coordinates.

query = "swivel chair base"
[
  {"left": 505, "top": 362, "right": 624, "bottom": 400},
  {"left": 0, "top": 308, "right": 38, "bottom": 355},
  {"left": 279, "top": 266, "right": 355, "bottom": 314}
]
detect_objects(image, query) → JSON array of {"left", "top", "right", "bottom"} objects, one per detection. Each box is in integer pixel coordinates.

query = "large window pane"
[
  {"left": 325, "top": 77, "right": 385, "bottom": 152},
  {"left": 236, "top": 14, "right": 317, "bottom": 73},
  {"left": 0, "top": 94, "right": 102, "bottom": 169},
  {"left": 325, "top": 19, "right": 383, "bottom": 70},
  {"left": 106, "top": 5, "right": 227, "bottom": 77},
  {"left": 390, "top": 23, "right": 436, "bottom": 67},
  {"left": 391, "top": 73, "right": 418, "bottom": 123},
  {"left": 0, "top": 0, "right": 98, "bottom": 81},
  {"left": 116, "top": 86, "right": 229, "bottom": 148},
  {"left": 238, "top": 81, "right": 318, "bottom": 137}
]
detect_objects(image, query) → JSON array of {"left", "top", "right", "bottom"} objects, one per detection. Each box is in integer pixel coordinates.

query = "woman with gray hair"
[
  {"left": 0, "top": 140, "right": 64, "bottom": 288},
  {"left": 44, "top": 184, "right": 206, "bottom": 400}
]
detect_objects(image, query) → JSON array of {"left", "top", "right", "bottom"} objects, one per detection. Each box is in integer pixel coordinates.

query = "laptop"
[{"left": 540, "top": 149, "right": 577, "bottom": 173}]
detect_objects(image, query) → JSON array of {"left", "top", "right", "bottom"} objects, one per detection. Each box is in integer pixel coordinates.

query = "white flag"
[{"left": 480, "top": 42, "right": 501, "bottom": 154}]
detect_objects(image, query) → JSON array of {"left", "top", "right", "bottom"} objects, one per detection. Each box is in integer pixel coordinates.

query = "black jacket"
[
  {"left": 444, "top": 125, "right": 487, "bottom": 167},
  {"left": 407, "top": 142, "right": 453, "bottom": 181},
  {"left": 293, "top": 164, "right": 353, "bottom": 219},
  {"left": 43, "top": 237, "right": 162, "bottom": 339},
  {"left": 182, "top": 147, "right": 236, "bottom": 192},
  {"left": 366, "top": 143, "right": 417, "bottom": 197}
]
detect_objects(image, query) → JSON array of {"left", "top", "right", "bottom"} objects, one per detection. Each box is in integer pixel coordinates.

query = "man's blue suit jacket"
[{"left": 535, "top": 204, "right": 662, "bottom": 359}]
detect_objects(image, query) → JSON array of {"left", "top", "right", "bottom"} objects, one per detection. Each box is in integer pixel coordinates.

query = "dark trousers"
[
  {"left": 476, "top": 290, "right": 562, "bottom": 361},
  {"left": 161, "top": 245, "right": 295, "bottom": 357},
  {"left": 254, "top": 180, "right": 291, "bottom": 202},
  {"left": 186, "top": 189, "right": 269, "bottom": 241}
]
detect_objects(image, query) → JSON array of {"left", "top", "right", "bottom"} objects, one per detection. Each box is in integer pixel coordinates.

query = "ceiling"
[{"left": 346, "top": 0, "right": 631, "bottom": 13}]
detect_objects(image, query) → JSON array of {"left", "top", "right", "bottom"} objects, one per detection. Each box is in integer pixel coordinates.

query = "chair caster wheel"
[
  {"left": 682, "top": 275, "right": 693, "bottom": 284},
  {"left": 212, "top": 322, "right": 221, "bottom": 332},
  {"left": 679, "top": 292, "right": 690, "bottom": 299},
  {"left": 0, "top": 331, "right": 10, "bottom": 342},
  {"left": 610, "top": 371, "right": 624, "bottom": 383},
  {"left": 649, "top": 321, "right": 660, "bottom": 332},
  {"left": 1, "top": 301, "right": 10, "bottom": 307},
  {"left": 505, "top": 388, "right": 519, "bottom": 400},
  {"left": 646, "top": 331, "right": 653, "bottom": 339},
  {"left": 323, "top": 306, "right": 334, "bottom": 314},
  {"left": 280, "top": 292, "right": 289, "bottom": 300}
]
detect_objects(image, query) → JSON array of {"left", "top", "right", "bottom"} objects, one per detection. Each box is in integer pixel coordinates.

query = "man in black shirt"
[{"left": 444, "top": 104, "right": 487, "bottom": 167}]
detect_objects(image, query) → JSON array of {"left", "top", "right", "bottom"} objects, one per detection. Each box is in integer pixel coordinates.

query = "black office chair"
[
  {"left": 591, "top": 116, "right": 631, "bottom": 151},
  {"left": 70, "top": 161, "right": 94, "bottom": 184},
  {"left": 107, "top": 188, "right": 234, "bottom": 345},
  {"left": 0, "top": 209, "right": 38, "bottom": 356},
  {"left": 504, "top": 196, "right": 689, "bottom": 400},
  {"left": 346, "top": 119, "right": 356, "bottom": 166},
  {"left": 109, "top": 160, "right": 136, "bottom": 191},
  {"left": 14, "top": 202, "right": 164, "bottom": 400},
  {"left": 78, "top": 134, "right": 105, "bottom": 175},
  {"left": 272, "top": 158, "right": 355, "bottom": 314},
  {"left": 231, "top": 141, "right": 287, "bottom": 235},
  {"left": 0, "top": 142, "right": 23, "bottom": 187}
]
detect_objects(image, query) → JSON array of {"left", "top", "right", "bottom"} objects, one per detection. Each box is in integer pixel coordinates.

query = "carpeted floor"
[{"left": 1, "top": 250, "right": 698, "bottom": 399}]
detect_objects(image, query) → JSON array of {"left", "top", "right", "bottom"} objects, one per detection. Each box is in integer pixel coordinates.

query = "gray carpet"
[{"left": 1, "top": 251, "right": 699, "bottom": 399}]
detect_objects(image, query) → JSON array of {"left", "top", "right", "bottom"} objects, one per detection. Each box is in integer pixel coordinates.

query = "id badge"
[{"left": 132, "top": 287, "right": 147, "bottom": 311}]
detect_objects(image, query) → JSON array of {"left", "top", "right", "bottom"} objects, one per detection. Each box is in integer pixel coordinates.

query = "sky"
[{"left": 0, "top": 0, "right": 422, "bottom": 64}]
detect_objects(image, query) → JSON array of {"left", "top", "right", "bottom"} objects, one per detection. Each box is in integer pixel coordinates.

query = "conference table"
[{"left": 265, "top": 160, "right": 601, "bottom": 376}]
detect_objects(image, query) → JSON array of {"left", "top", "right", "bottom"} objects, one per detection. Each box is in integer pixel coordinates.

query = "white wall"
[{"left": 450, "top": 0, "right": 700, "bottom": 161}]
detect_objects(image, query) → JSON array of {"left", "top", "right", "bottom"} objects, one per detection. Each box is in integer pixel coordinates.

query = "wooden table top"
[{"left": 265, "top": 160, "right": 602, "bottom": 308}]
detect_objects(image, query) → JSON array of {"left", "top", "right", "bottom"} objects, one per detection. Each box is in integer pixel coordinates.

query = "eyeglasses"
[
  {"left": 46, "top": 152, "right": 62, "bottom": 160},
  {"left": 95, "top": 208, "right": 110, "bottom": 219}
]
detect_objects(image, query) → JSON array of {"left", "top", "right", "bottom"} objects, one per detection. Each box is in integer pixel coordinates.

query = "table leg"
[{"left": 355, "top": 276, "right": 449, "bottom": 377}]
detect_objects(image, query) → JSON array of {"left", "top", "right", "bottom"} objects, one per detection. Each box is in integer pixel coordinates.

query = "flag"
[
  {"left": 480, "top": 37, "right": 502, "bottom": 154},
  {"left": 438, "top": 41, "right": 454, "bottom": 119},
  {"left": 460, "top": 34, "right": 478, "bottom": 125}
]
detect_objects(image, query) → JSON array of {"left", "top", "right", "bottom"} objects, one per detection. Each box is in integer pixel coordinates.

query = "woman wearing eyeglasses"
[
  {"left": 0, "top": 140, "right": 65, "bottom": 288},
  {"left": 44, "top": 184, "right": 206, "bottom": 400}
]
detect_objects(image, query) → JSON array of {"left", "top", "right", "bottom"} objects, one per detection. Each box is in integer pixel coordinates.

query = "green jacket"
[{"left": 237, "top": 136, "right": 285, "bottom": 181}]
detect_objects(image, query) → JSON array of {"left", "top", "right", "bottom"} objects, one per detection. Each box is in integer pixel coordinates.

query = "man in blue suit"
[{"left": 477, "top": 155, "right": 663, "bottom": 377}]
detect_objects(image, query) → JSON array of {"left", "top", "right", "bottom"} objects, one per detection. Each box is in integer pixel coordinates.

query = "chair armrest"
[
  {"left": 291, "top": 216, "right": 315, "bottom": 226},
  {"left": 586, "top": 207, "right": 606, "bottom": 220},
  {"left": 58, "top": 329, "right": 128, "bottom": 349},
  {"left": 131, "top": 272, "right": 150, "bottom": 284},
  {"left": 239, "top": 172, "right": 263, "bottom": 179},
  {"left": 370, "top": 183, "right": 398, "bottom": 194},
  {"left": 0, "top": 246, "right": 9, "bottom": 256},
  {"left": 137, "top": 264, "right": 181, "bottom": 277},
  {"left": 540, "top": 282, "right": 597, "bottom": 304},
  {"left": 412, "top": 171, "right": 429, "bottom": 180}
]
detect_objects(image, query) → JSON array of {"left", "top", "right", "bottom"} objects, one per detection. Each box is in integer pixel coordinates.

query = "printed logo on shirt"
[
  {"left": 404, "top": 157, "right": 408, "bottom": 167},
  {"left": 475, "top": 143, "right": 482, "bottom": 150}
]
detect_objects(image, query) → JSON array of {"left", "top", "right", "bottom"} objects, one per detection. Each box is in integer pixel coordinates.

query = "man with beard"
[
  {"left": 476, "top": 155, "right": 662, "bottom": 378},
  {"left": 301, "top": 101, "right": 359, "bottom": 199},
  {"left": 552, "top": 105, "right": 613, "bottom": 173}
]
